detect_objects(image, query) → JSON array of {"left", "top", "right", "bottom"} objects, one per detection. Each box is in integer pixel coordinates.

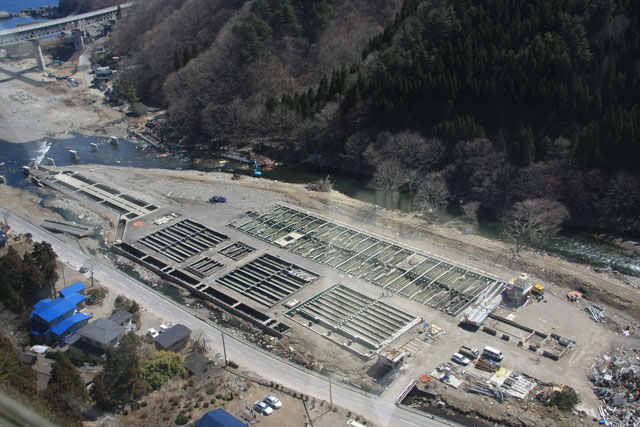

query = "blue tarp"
[
  {"left": 195, "top": 409, "right": 247, "bottom": 427},
  {"left": 32, "top": 298, "right": 76, "bottom": 324},
  {"left": 60, "top": 282, "right": 86, "bottom": 297},
  {"left": 64, "top": 293, "right": 86, "bottom": 306},
  {"left": 49, "top": 312, "right": 90, "bottom": 337}
]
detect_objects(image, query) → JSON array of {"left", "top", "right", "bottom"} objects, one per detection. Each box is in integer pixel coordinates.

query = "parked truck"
[{"left": 459, "top": 346, "right": 480, "bottom": 360}]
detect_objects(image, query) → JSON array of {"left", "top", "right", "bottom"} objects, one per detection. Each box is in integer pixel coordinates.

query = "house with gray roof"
[
  {"left": 153, "top": 324, "right": 192, "bottom": 352},
  {"left": 69, "top": 318, "right": 126, "bottom": 361},
  {"left": 185, "top": 352, "right": 214, "bottom": 380}
]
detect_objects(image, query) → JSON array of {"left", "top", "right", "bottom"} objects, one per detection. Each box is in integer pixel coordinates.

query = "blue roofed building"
[
  {"left": 29, "top": 292, "right": 88, "bottom": 344},
  {"left": 195, "top": 409, "right": 247, "bottom": 427},
  {"left": 60, "top": 281, "right": 86, "bottom": 298},
  {"left": 49, "top": 312, "right": 91, "bottom": 344}
]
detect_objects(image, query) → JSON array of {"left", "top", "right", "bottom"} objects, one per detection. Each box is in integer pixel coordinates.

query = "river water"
[
  {"left": 0, "top": 0, "right": 58, "bottom": 30},
  {"left": 0, "top": 134, "right": 638, "bottom": 276}
]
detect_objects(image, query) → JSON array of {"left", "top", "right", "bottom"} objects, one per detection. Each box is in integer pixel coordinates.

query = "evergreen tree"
[
  {"left": 173, "top": 50, "right": 182, "bottom": 71},
  {"left": 96, "top": 331, "right": 145, "bottom": 407},
  {"left": 265, "top": 95, "right": 279, "bottom": 113},
  {"left": 0, "top": 248, "right": 25, "bottom": 313},
  {"left": 182, "top": 47, "right": 191, "bottom": 65},
  {"left": 509, "top": 126, "right": 536, "bottom": 167},
  {"left": 316, "top": 74, "right": 329, "bottom": 100},
  {"left": 45, "top": 353, "right": 88, "bottom": 425},
  {"left": 32, "top": 242, "right": 58, "bottom": 286},
  {"left": 90, "top": 374, "right": 110, "bottom": 408},
  {"left": 20, "top": 253, "right": 45, "bottom": 300}
]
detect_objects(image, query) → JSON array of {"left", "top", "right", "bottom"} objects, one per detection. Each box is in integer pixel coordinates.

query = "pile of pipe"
[
  {"left": 587, "top": 304, "right": 606, "bottom": 322},
  {"left": 468, "top": 383, "right": 506, "bottom": 402},
  {"left": 589, "top": 348, "right": 640, "bottom": 426}
]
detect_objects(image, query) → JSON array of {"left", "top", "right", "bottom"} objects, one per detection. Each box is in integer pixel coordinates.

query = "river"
[
  {"left": 0, "top": 134, "right": 638, "bottom": 277},
  {"left": 0, "top": 0, "right": 58, "bottom": 30}
]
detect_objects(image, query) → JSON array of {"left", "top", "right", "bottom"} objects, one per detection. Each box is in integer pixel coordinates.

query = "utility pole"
[
  {"left": 61, "top": 264, "right": 66, "bottom": 287},
  {"left": 329, "top": 377, "right": 333, "bottom": 410},
  {"left": 221, "top": 331, "right": 228, "bottom": 367}
]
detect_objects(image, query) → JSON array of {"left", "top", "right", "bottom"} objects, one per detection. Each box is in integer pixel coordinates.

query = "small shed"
[
  {"left": 195, "top": 409, "right": 246, "bottom": 427},
  {"left": 21, "top": 352, "right": 38, "bottom": 365},
  {"left": 153, "top": 324, "right": 192, "bottom": 352},
  {"left": 60, "top": 282, "right": 86, "bottom": 298},
  {"left": 109, "top": 310, "right": 133, "bottom": 328},
  {"left": 184, "top": 352, "right": 214, "bottom": 380}
]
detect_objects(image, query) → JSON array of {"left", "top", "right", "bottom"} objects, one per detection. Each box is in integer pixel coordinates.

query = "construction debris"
[
  {"left": 589, "top": 348, "right": 640, "bottom": 425},
  {"left": 587, "top": 304, "right": 606, "bottom": 322}
]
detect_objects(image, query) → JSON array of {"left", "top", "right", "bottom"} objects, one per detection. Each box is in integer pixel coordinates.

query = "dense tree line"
[
  {"left": 340, "top": 0, "right": 640, "bottom": 171},
  {"left": 107, "top": 0, "right": 640, "bottom": 228},
  {"left": 0, "top": 242, "right": 58, "bottom": 315}
]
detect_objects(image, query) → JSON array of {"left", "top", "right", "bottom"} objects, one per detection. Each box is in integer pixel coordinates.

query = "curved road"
[{"left": 0, "top": 205, "right": 451, "bottom": 426}]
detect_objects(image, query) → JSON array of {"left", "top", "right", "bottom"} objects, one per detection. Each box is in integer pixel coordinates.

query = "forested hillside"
[{"left": 107, "top": 0, "right": 639, "bottom": 229}]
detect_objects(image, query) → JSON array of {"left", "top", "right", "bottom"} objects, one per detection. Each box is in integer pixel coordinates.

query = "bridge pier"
[{"left": 30, "top": 40, "right": 46, "bottom": 72}]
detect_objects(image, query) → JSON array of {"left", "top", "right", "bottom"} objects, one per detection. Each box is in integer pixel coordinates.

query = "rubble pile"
[{"left": 590, "top": 348, "right": 640, "bottom": 425}]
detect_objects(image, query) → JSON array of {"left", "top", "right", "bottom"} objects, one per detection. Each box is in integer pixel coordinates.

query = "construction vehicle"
[
  {"left": 532, "top": 284, "right": 545, "bottom": 301},
  {"left": 532, "top": 284, "right": 544, "bottom": 296},
  {"left": 253, "top": 159, "right": 262, "bottom": 177}
]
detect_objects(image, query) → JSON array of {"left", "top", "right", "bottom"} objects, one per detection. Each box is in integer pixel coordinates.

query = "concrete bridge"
[{"left": 0, "top": 2, "right": 133, "bottom": 45}]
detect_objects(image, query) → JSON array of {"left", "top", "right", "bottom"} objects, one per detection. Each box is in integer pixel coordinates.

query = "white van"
[{"left": 483, "top": 346, "right": 503, "bottom": 361}]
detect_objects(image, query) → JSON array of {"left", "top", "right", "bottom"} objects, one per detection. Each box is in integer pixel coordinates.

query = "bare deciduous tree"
[
  {"left": 603, "top": 171, "right": 640, "bottom": 223},
  {"left": 344, "top": 131, "right": 369, "bottom": 161},
  {"left": 461, "top": 201, "right": 481, "bottom": 231},
  {"left": 502, "top": 198, "right": 570, "bottom": 257},
  {"left": 415, "top": 173, "right": 450, "bottom": 218},
  {"left": 455, "top": 138, "right": 506, "bottom": 198},
  {"left": 370, "top": 159, "right": 404, "bottom": 197}
]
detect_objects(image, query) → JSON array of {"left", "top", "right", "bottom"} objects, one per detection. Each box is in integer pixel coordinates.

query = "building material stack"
[{"left": 587, "top": 304, "right": 606, "bottom": 322}]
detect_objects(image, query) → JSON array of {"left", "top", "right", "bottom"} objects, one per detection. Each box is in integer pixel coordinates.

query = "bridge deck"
[{"left": 0, "top": 2, "right": 132, "bottom": 44}]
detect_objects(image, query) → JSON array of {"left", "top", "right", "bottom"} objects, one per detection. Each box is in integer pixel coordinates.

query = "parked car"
[
  {"left": 264, "top": 394, "right": 282, "bottom": 409},
  {"left": 147, "top": 328, "right": 159, "bottom": 338},
  {"left": 451, "top": 352, "right": 471, "bottom": 365},
  {"left": 253, "top": 401, "right": 273, "bottom": 415}
]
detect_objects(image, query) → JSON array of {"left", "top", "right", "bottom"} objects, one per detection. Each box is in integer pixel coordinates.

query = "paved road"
[{"left": 0, "top": 205, "right": 451, "bottom": 426}]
